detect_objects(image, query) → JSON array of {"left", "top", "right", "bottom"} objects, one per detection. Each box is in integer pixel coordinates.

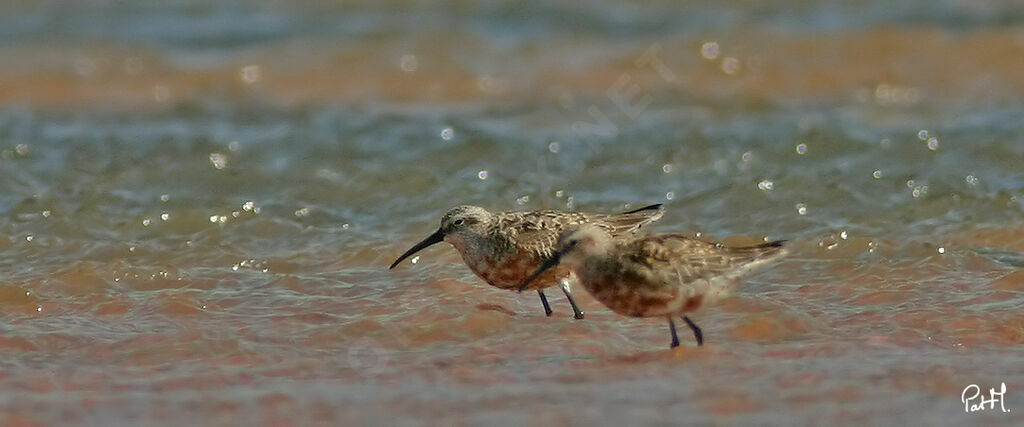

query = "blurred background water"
[{"left": 0, "top": 0, "right": 1022, "bottom": 425}]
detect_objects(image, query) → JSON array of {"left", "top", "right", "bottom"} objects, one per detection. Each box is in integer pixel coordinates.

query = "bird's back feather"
[
  {"left": 493, "top": 204, "right": 665, "bottom": 258},
  {"left": 624, "top": 234, "right": 786, "bottom": 286}
]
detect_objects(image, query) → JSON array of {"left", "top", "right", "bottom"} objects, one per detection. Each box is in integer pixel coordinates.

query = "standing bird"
[
  {"left": 390, "top": 204, "right": 664, "bottom": 319},
  {"left": 518, "top": 225, "right": 786, "bottom": 348}
]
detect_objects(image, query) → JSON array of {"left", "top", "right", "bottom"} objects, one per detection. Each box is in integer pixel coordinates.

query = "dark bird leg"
[
  {"left": 537, "top": 290, "right": 553, "bottom": 316},
  {"left": 560, "top": 279, "right": 585, "bottom": 320},
  {"left": 668, "top": 316, "right": 680, "bottom": 348},
  {"left": 682, "top": 315, "right": 703, "bottom": 346}
]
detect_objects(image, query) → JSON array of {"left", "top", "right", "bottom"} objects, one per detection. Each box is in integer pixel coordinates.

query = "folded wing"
[{"left": 499, "top": 204, "right": 665, "bottom": 258}]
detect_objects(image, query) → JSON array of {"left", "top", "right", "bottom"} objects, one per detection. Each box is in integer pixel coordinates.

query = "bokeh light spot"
[{"left": 701, "top": 42, "right": 720, "bottom": 60}]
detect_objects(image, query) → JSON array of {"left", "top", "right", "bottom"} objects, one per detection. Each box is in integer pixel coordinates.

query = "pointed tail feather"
[
  {"left": 621, "top": 203, "right": 664, "bottom": 216},
  {"left": 602, "top": 204, "right": 665, "bottom": 236},
  {"left": 726, "top": 240, "right": 788, "bottom": 277}
]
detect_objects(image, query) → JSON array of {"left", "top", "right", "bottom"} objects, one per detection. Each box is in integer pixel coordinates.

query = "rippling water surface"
[{"left": 1, "top": 1, "right": 1022, "bottom": 425}]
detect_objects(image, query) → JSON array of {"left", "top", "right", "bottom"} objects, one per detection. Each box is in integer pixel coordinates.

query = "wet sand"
[{"left": 1, "top": 1, "right": 1022, "bottom": 425}]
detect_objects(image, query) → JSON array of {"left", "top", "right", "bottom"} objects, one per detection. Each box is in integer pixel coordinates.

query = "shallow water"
[{"left": 1, "top": 1, "right": 1023, "bottom": 425}]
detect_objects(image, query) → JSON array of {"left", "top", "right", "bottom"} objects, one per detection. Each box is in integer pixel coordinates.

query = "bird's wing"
[
  {"left": 590, "top": 204, "right": 665, "bottom": 237},
  {"left": 494, "top": 204, "right": 665, "bottom": 258},
  {"left": 493, "top": 210, "right": 590, "bottom": 258},
  {"left": 627, "top": 234, "right": 786, "bottom": 284}
]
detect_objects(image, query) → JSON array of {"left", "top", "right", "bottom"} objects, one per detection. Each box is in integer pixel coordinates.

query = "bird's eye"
[{"left": 453, "top": 219, "right": 465, "bottom": 226}]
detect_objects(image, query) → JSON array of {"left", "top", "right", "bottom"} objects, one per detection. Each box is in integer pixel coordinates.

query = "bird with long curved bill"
[
  {"left": 518, "top": 225, "right": 787, "bottom": 348},
  {"left": 390, "top": 204, "right": 665, "bottom": 319}
]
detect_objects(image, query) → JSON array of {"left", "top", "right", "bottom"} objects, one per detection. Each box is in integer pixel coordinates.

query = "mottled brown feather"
[
  {"left": 625, "top": 235, "right": 786, "bottom": 285},
  {"left": 492, "top": 204, "right": 664, "bottom": 258}
]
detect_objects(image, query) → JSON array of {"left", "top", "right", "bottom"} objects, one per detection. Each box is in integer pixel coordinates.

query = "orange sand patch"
[
  {"left": 731, "top": 313, "right": 812, "bottom": 341},
  {"left": 951, "top": 226, "right": 1024, "bottom": 252},
  {"left": 3, "top": 28, "right": 1023, "bottom": 111},
  {"left": 852, "top": 290, "right": 912, "bottom": 306},
  {"left": 475, "top": 303, "right": 517, "bottom": 316},
  {"left": 991, "top": 270, "right": 1024, "bottom": 291}
]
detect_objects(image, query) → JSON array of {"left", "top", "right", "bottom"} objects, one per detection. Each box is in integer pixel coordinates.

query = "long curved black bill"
[
  {"left": 389, "top": 228, "right": 445, "bottom": 269},
  {"left": 517, "top": 253, "right": 562, "bottom": 293}
]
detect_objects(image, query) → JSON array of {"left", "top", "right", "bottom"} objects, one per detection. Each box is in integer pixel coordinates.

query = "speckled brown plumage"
[
  {"left": 518, "top": 224, "right": 787, "bottom": 347},
  {"left": 390, "top": 204, "right": 664, "bottom": 319},
  {"left": 487, "top": 205, "right": 665, "bottom": 259}
]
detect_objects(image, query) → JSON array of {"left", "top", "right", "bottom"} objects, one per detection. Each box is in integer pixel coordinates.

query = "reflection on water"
[{"left": 1, "top": 0, "right": 1022, "bottom": 425}]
